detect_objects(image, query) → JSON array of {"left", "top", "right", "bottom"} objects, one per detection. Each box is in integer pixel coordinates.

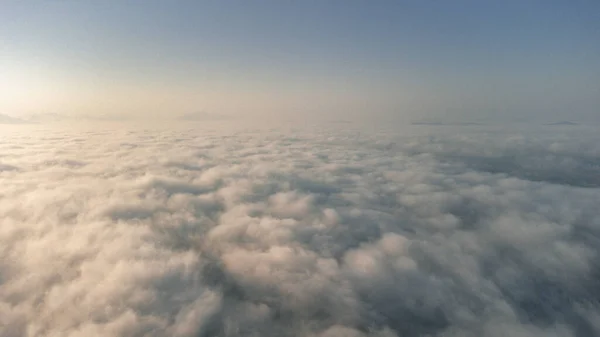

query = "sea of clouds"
[{"left": 1, "top": 122, "right": 599, "bottom": 337}]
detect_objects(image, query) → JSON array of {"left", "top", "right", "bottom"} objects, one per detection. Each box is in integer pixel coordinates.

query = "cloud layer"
[{"left": 1, "top": 123, "right": 599, "bottom": 337}]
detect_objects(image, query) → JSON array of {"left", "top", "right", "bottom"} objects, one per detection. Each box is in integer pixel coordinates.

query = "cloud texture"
[{"left": 1, "top": 123, "right": 599, "bottom": 337}]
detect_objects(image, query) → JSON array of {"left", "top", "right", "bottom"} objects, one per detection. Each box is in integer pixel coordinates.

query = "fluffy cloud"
[{"left": 0, "top": 123, "right": 599, "bottom": 337}]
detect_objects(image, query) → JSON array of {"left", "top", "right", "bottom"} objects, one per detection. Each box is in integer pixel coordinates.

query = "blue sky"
[{"left": 1, "top": 1, "right": 599, "bottom": 121}]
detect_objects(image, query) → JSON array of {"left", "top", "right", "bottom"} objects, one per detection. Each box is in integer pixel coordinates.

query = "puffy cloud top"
[{"left": 1, "top": 123, "right": 599, "bottom": 337}]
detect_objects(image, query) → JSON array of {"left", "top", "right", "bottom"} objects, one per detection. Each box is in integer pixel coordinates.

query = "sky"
[{"left": 1, "top": 0, "right": 599, "bottom": 122}]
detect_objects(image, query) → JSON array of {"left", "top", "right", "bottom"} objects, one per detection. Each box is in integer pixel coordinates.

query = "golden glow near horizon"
[{"left": 0, "top": 56, "right": 419, "bottom": 120}]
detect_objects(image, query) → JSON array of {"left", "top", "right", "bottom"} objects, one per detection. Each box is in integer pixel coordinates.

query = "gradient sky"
[{"left": 1, "top": 0, "right": 599, "bottom": 122}]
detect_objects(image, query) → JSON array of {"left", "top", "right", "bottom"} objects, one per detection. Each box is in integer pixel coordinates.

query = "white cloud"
[{"left": 0, "top": 123, "right": 599, "bottom": 337}]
